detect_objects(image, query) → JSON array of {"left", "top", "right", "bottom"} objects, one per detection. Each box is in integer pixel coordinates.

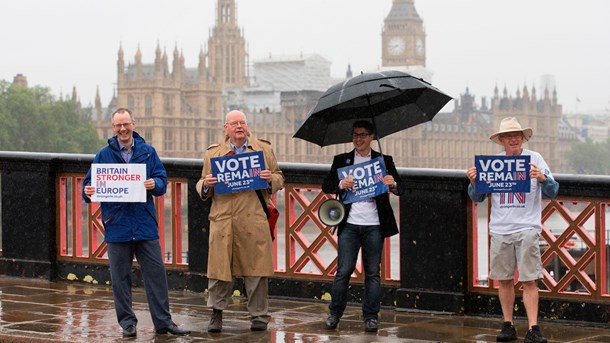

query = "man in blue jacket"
[{"left": 82, "top": 108, "right": 189, "bottom": 337}]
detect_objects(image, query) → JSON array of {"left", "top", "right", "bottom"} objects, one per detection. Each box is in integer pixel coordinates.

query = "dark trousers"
[
  {"left": 329, "top": 223, "right": 384, "bottom": 320},
  {"left": 107, "top": 240, "right": 173, "bottom": 330}
]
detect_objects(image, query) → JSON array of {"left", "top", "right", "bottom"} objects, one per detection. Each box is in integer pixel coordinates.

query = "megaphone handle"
[{"left": 333, "top": 192, "right": 342, "bottom": 235}]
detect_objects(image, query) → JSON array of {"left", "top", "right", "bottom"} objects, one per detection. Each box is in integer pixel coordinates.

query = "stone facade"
[{"left": 92, "top": 0, "right": 578, "bottom": 172}]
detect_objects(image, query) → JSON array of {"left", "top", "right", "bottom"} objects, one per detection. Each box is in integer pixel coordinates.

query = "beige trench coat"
[{"left": 196, "top": 134, "right": 284, "bottom": 282}]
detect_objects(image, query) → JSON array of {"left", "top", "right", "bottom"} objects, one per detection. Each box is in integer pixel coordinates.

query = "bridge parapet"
[{"left": 2, "top": 151, "right": 610, "bottom": 324}]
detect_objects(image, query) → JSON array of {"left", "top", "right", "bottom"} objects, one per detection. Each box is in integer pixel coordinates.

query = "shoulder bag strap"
[{"left": 256, "top": 189, "right": 271, "bottom": 219}]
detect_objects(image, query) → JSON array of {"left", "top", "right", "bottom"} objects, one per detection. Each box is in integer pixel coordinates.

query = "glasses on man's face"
[
  {"left": 113, "top": 122, "right": 133, "bottom": 129},
  {"left": 352, "top": 132, "right": 371, "bottom": 139},
  {"left": 227, "top": 120, "right": 247, "bottom": 127},
  {"left": 500, "top": 133, "right": 523, "bottom": 140}
]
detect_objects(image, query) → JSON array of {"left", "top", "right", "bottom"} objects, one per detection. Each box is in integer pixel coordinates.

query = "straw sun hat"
[{"left": 489, "top": 117, "right": 533, "bottom": 145}]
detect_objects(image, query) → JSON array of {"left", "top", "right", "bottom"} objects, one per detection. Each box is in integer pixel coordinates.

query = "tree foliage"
[
  {"left": 0, "top": 81, "right": 104, "bottom": 154},
  {"left": 567, "top": 139, "right": 610, "bottom": 175}
]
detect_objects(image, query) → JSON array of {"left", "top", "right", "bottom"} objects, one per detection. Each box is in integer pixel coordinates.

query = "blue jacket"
[{"left": 82, "top": 132, "right": 167, "bottom": 243}]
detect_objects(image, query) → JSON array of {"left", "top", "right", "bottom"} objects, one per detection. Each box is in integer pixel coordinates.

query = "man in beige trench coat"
[{"left": 196, "top": 110, "right": 284, "bottom": 333}]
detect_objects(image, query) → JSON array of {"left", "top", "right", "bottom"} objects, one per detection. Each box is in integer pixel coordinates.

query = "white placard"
[{"left": 90, "top": 164, "right": 147, "bottom": 202}]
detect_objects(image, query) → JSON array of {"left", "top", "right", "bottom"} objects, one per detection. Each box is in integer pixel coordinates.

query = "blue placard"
[
  {"left": 211, "top": 151, "right": 268, "bottom": 195},
  {"left": 338, "top": 156, "right": 389, "bottom": 204},
  {"left": 474, "top": 155, "right": 531, "bottom": 193}
]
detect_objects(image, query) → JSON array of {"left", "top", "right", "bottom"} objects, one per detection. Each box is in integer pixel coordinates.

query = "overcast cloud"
[{"left": 1, "top": 0, "right": 609, "bottom": 114}]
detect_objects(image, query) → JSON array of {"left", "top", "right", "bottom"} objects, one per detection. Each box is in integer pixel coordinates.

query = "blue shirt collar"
[{"left": 229, "top": 139, "right": 248, "bottom": 154}]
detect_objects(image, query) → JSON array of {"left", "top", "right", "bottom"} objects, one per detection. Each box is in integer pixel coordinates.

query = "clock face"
[{"left": 388, "top": 36, "right": 405, "bottom": 56}]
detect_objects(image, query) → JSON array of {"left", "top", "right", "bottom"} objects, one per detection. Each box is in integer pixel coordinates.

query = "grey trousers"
[
  {"left": 107, "top": 240, "right": 173, "bottom": 330},
  {"left": 208, "top": 276, "right": 270, "bottom": 323}
]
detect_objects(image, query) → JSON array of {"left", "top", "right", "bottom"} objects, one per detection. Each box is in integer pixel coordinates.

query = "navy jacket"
[
  {"left": 82, "top": 132, "right": 167, "bottom": 243},
  {"left": 322, "top": 149, "right": 402, "bottom": 238}
]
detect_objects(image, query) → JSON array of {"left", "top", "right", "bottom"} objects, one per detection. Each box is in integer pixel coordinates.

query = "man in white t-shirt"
[
  {"left": 466, "top": 117, "right": 559, "bottom": 343},
  {"left": 321, "top": 120, "right": 402, "bottom": 333}
]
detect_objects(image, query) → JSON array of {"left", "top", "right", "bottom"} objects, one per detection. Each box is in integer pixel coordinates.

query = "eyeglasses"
[
  {"left": 113, "top": 122, "right": 133, "bottom": 129},
  {"left": 500, "top": 133, "right": 523, "bottom": 140},
  {"left": 227, "top": 120, "right": 247, "bottom": 127},
  {"left": 352, "top": 132, "right": 371, "bottom": 138}
]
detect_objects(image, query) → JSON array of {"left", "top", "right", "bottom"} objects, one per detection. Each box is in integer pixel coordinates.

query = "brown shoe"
[{"left": 208, "top": 309, "right": 222, "bottom": 333}]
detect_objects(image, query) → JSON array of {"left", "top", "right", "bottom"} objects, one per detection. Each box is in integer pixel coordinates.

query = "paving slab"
[{"left": 0, "top": 277, "right": 607, "bottom": 342}]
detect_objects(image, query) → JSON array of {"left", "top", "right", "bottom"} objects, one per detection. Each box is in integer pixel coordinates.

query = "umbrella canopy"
[{"left": 293, "top": 70, "right": 453, "bottom": 147}]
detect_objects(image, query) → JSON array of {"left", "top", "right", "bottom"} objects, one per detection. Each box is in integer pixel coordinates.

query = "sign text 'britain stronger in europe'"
[{"left": 91, "top": 163, "right": 147, "bottom": 202}]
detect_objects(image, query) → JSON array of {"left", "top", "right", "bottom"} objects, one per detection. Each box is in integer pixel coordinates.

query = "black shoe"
[
  {"left": 208, "top": 309, "right": 223, "bottom": 333},
  {"left": 496, "top": 321, "right": 517, "bottom": 342},
  {"left": 324, "top": 314, "right": 340, "bottom": 330},
  {"left": 122, "top": 324, "right": 137, "bottom": 337},
  {"left": 250, "top": 320, "right": 268, "bottom": 331},
  {"left": 524, "top": 325, "right": 547, "bottom": 343},
  {"left": 364, "top": 318, "right": 379, "bottom": 332},
  {"left": 156, "top": 323, "right": 191, "bottom": 336}
]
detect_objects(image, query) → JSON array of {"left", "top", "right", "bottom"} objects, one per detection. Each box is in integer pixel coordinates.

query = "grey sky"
[{"left": 1, "top": 0, "right": 609, "bottom": 114}]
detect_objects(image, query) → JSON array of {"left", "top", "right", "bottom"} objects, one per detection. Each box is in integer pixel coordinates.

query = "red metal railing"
[
  {"left": 57, "top": 175, "right": 188, "bottom": 267},
  {"left": 272, "top": 185, "right": 400, "bottom": 284},
  {"left": 57, "top": 176, "right": 400, "bottom": 284},
  {"left": 55, "top": 175, "right": 610, "bottom": 293},
  {"left": 470, "top": 196, "right": 610, "bottom": 299}
]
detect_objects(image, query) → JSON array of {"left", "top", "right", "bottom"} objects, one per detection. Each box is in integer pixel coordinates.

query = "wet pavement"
[{"left": 0, "top": 277, "right": 608, "bottom": 342}]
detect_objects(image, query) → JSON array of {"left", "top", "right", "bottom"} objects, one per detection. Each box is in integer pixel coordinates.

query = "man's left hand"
[
  {"left": 529, "top": 163, "right": 547, "bottom": 183},
  {"left": 383, "top": 175, "right": 396, "bottom": 189},
  {"left": 260, "top": 169, "right": 273, "bottom": 182},
  {"left": 144, "top": 178, "right": 156, "bottom": 190}
]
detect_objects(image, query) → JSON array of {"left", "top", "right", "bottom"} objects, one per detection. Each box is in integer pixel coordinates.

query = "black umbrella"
[{"left": 293, "top": 70, "right": 453, "bottom": 150}]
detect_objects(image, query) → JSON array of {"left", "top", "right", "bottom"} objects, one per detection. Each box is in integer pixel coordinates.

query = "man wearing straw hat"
[{"left": 466, "top": 117, "right": 559, "bottom": 343}]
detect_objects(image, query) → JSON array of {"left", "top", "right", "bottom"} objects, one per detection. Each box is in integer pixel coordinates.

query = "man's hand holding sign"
[{"left": 528, "top": 163, "right": 547, "bottom": 183}]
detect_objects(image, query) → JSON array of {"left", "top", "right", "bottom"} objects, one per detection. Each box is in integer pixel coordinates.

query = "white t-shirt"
[
  {"left": 345, "top": 150, "right": 380, "bottom": 226},
  {"left": 489, "top": 149, "right": 553, "bottom": 235}
]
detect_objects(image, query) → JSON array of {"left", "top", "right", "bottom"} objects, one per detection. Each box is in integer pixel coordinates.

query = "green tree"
[
  {"left": 567, "top": 139, "right": 610, "bottom": 175},
  {"left": 0, "top": 81, "right": 103, "bottom": 153},
  {"left": 0, "top": 81, "right": 19, "bottom": 149}
]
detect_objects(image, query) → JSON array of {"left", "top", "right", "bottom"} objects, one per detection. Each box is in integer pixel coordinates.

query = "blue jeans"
[
  {"left": 329, "top": 223, "right": 384, "bottom": 320},
  {"left": 107, "top": 240, "right": 173, "bottom": 330}
]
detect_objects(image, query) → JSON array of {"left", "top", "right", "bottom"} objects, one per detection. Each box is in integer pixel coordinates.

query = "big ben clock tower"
[{"left": 382, "top": 0, "right": 426, "bottom": 68}]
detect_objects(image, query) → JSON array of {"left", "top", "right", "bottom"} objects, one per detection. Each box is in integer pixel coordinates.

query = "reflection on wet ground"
[{"left": 0, "top": 276, "right": 608, "bottom": 342}]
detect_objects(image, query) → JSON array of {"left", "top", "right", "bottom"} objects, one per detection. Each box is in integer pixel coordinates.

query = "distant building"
[
  {"left": 11, "top": 74, "right": 28, "bottom": 88},
  {"left": 224, "top": 52, "right": 334, "bottom": 126},
  {"left": 380, "top": 0, "right": 432, "bottom": 83},
  {"left": 250, "top": 53, "right": 334, "bottom": 92},
  {"left": 382, "top": 0, "right": 426, "bottom": 68},
  {"left": 564, "top": 115, "right": 610, "bottom": 143},
  {"left": 92, "top": 0, "right": 580, "bottom": 173}
]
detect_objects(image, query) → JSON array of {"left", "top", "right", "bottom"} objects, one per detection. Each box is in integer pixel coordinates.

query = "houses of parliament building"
[{"left": 91, "top": 0, "right": 576, "bottom": 172}]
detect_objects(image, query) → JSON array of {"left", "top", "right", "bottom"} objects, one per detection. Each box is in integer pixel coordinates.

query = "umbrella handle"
[{"left": 365, "top": 93, "right": 385, "bottom": 159}]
